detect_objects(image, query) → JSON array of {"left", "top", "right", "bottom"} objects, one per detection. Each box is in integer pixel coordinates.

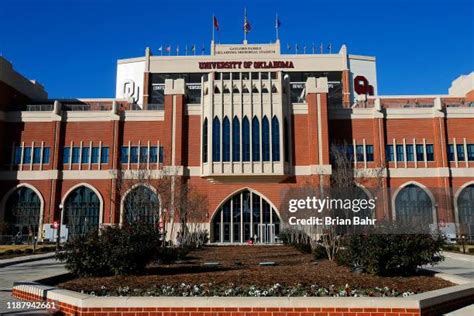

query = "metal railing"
[{"left": 25, "top": 104, "right": 54, "bottom": 111}]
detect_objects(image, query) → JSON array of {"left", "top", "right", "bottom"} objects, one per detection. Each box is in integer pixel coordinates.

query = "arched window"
[
  {"left": 272, "top": 116, "right": 280, "bottom": 161},
  {"left": 262, "top": 116, "right": 270, "bottom": 161},
  {"left": 232, "top": 116, "right": 240, "bottom": 161},
  {"left": 4, "top": 186, "right": 41, "bottom": 241},
  {"left": 202, "top": 118, "right": 208, "bottom": 163},
  {"left": 124, "top": 186, "right": 160, "bottom": 225},
  {"left": 252, "top": 116, "right": 260, "bottom": 161},
  {"left": 457, "top": 184, "right": 474, "bottom": 238},
  {"left": 212, "top": 117, "right": 220, "bottom": 162},
  {"left": 223, "top": 85, "right": 230, "bottom": 94},
  {"left": 222, "top": 117, "right": 230, "bottom": 162},
  {"left": 232, "top": 86, "right": 240, "bottom": 94},
  {"left": 63, "top": 186, "right": 100, "bottom": 238},
  {"left": 212, "top": 189, "right": 281, "bottom": 243},
  {"left": 395, "top": 184, "right": 433, "bottom": 226},
  {"left": 252, "top": 85, "right": 259, "bottom": 93},
  {"left": 214, "top": 86, "right": 220, "bottom": 94},
  {"left": 242, "top": 117, "right": 250, "bottom": 161}
]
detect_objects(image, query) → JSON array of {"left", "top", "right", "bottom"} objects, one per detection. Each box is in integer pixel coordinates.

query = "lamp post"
[{"left": 56, "top": 204, "right": 63, "bottom": 250}]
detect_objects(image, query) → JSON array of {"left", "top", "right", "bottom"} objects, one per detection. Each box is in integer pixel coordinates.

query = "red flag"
[
  {"left": 213, "top": 16, "right": 219, "bottom": 31},
  {"left": 165, "top": 46, "right": 171, "bottom": 52}
]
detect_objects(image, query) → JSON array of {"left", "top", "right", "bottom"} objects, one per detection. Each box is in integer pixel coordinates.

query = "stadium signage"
[{"left": 198, "top": 61, "right": 294, "bottom": 70}]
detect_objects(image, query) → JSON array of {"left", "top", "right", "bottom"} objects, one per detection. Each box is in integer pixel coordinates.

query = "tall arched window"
[
  {"left": 4, "top": 186, "right": 41, "bottom": 241},
  {"left": 395, "top": 184, "right": 433, "bottom": 226},
  {"left": 202, "top": 118, "right": 208, "bottom": 163},
  {"left": 457, "top": 184, "right": 474, "bottom": 238},
  {"left": 242, "top": 117, "right": 250, "bottom": 162},
  {"left": 262, "top": 116, "right": 270, "bottom": 161},
  {"left": 212, "top": 117, "right": 220, "bottom": 162},
  {"left": 123, "top": 186, "right": 160, "bottom": 225},
  {"left": 252, "top": 116, "right": 260, "bottom": 161},
  {"left": 222, "top": 117, "right": 230, "bottom": 162},
  {"left": 232, "top": 116, "right": 240, "bottom": 161},
  {"left": 212, "top": 189, "right": 281, "bottom": 243},
  {"left": 272, "top": 116, "right": 280, "bottom": 161},
  {"left": 63, "top": 186, "right": 100, "bottom": 238}
]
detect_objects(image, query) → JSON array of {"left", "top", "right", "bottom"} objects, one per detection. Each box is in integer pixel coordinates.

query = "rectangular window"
[
  {"left": 386, "top": 145, "right": 394, "bottom": 162},
  {"left": 81, "top": 147, "right": 90, "bottom": 164},
  {"left": 406, "top": 144, "right": 414, "bottom": 162},
  {"left": 140, "top": 147, "right": 148, "bottom": 163},
  {"left": 91, "top": 147, "right": 100, "bottom": 163},
  {"left": 345, "top": 145, "right": 354, "bottom": 162},
  {"left": 426, "top": 144, "right": 434, "bottom": 161},
  {"left": 271, "top": 72, "right": 277, "bottom": 80},
  {"left": 416, "top": 144, "right": 425, "bottom": 161},
  {"left": 43, "top": 147, "right": 50, "bottom": 164},
  {"left": 396, "top": 144, "right": 404, "bottom": 162},
  {"left": 23, "top": 147, "right": 32, "bottom": 164},
  {"left": 448, "top": 144, "right": 455, "bottom": 161},
  {"left": 366, "top": 145, "right": 374, "bottom": 161},
  {"left": 32, "top": 147, "right": 42, "bottom": 164},
  {"left": 159, "top": 146, "right": 164, "bottom": 163},
  {"left": 149, "top": 146, "right": 158, "bottom": 163},
  {"left": 71, "top": 147, "right": 80, "bottom": 163},
  {"left": 468, "top": 144, "right": 474, "bottom": 161},
  {"left": 130, "top": 146, "right": 138, "bottom": 163},
  {"left": 356, "top": 145, "right": 364, "bottom": 162},
  {"left": 456, "top": 144, "right": 465, "bottom": 161},
  {"left": 14, "top": 147, "right": 22, "bottom": 164},
  {"left": 101, "top": 147, "right": 109, "bottom": 163},
  {"left": 63, "top": 147, "right": 70, "bottom": 164},
  {"left": 120, "top": 146, "right": 129, "bottom": 163}
]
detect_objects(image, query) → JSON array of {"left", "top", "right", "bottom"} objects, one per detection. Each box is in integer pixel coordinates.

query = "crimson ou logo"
[{"left": 354, "top": 75, "right": 374, "bottom": 96}]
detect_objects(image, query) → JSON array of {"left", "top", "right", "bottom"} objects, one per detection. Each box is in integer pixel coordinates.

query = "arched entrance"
[
  {"left": 212, "top": 189, "right": 281, "bottom": 243},
  {"left": 63, "top": 185, "right": 101, "bottom": 238},
  {"left": 122, "top": 185, "right": 160, "bottom": 225},
  {"left": 394, "top": 183, "right": 434, "bottom": 226},
  {"left": 3, "top": 186, "right": 42, "bottom": 243},
  {"left": 456, "top": 184, "right": 474, "bottom": 239}
]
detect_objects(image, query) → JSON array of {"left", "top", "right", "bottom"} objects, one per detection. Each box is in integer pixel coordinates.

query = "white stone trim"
[{"left": 388, "top": 168, "right": 450, "bottom": 178}]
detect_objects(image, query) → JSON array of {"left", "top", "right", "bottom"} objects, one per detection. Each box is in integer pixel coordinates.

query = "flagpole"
[
  {"left": 244, "top": 7, "right": 247, "bottom": 44},
  {"left": 212, "top": 14, "right": 215, "bottom": 42},
  {"left": 275, "top": 13, "right": 279, "bottom": 41}
]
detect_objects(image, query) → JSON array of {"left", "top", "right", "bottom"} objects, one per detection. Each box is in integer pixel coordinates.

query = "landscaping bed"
[
  {"left": 0, "top": 244, "right": 56, "bottom": 259},
  {"left": 58, "top": 245, "right": 453, "bottom": 297}
]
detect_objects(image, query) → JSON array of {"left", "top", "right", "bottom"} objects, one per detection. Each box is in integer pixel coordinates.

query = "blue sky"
[{"left": 0, "top": 0, "right": 472, "bottom": 98}]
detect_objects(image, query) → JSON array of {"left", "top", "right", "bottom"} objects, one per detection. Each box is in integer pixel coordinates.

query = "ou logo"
[
  {"left": 354, "top": 75, "right": 374, "bottom": 96},
  {"left": 123, "top": 80, "right": 140, "bottom": 103}
]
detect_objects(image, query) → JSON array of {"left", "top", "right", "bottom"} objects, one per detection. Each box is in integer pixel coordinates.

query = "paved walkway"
[
  {"left": 425, "top": 252, "right": 474, "bottom": 281},
  {"left": 0, "top": 257, "right": 66, "bottom": 315}
]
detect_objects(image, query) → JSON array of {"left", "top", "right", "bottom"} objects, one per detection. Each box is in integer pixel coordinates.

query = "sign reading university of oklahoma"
[{"left": 199, "top": 61, "right": 295, "bottom": 70}]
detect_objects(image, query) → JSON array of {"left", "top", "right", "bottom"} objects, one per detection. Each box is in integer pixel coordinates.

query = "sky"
[{"left": 0, "top": 0, "right": 473, "bottom": 98}]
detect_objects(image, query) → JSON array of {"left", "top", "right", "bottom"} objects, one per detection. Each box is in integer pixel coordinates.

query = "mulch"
[{"left": 58, "top": 245, "right": 453, "bottom": 294}]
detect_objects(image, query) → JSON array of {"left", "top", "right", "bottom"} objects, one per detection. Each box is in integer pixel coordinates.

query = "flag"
[
  {"left": 244, "top": 11, "right": 251, "bottom": 33},
  {"left": 166, "top": 46, "right": 171, "bottom": 52},
  {"left": 327, "top": 43, "right": 332, "bottom": 53},
  {"left": 303, "top": 45, "right": 307, "bottom": 54},
  {"left": 275, "top": 16, "right": 281, "bottom": 29},
  {"left": 158, "top": 46, "right": 163, "bottom": 52},
  {"left": 176, "top": 45, "right": 180, "bottom": 55},
  {"left": 191, "top": 44, "right": 196, "bottom": 55},
  {"left": 201, "top": 45, "right": 205, "bottom": 54},
  {"left": 295, "top": 43, "right": 299, "bottom": 53},
  {"left": 213, "top": 15, "right": 219, "bottom": 31}
]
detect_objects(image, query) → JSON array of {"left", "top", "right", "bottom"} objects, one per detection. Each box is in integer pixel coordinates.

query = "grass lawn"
[
  {"left": 0, "top": 244, "right": 56, "bottom": 259},
  {"left": 58, "top": 245, "right": 453, "bottom": 297}
]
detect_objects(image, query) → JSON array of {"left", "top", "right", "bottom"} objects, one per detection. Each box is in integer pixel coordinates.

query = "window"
[
  {"left": 242, "top": 73, "right": 249, "bottom": 80},
  {"left": 271, "top": 116, "right": 280, "bottom": 161},
  {"left": 426, "top": 144, "right": 434, "bottom": 161},
  {"left": 82, "top": 147, "right": 90, "bottom": 164},
  {"left": 366, "top": 145, "right": 374, "bottom": 161},
  {"left": 416, "top": 144, "right": 424, "bottom": 161},
  {"left": 406, "top": 144, "right": 414, "bottom": 162},
  {"left": 468, "top": 144, "right": 474, "bottom": 161},
  {"left": 457, "top": 144, "right": 465, "bottom": 161},
  {"left": 101, "top": 147, "right": 109, "bottom": 163},
  {"left": 242, "top": 117, "right": 250, "bottom": 161},
  {"left": 231, "top": 72, "right": 240, "bottom": 80},
  {"left": 91, "top": 147, "right": 100, "bottom": 163},
  {"left": 262, "top": 116, "right": 270, "bottom": 161},
  {"left": 251, "top": 72, "right": 259, "bottom": 80},
  {"left": 356, "top": 145, "right": 364, "bottom": 162},
  {"left": 232, "top": 117, "right": 240, "bottom": 161},
  {"left": 346, "top": 145, "right": 354, "bottom": 162},
  {"left": 222, "top": 72, "right": 230, "bottom": 80},
  {"left": 271, "top": 72, "right": 277, "bottom": 79},
  {"left": 222, "top": 117, "right": 230, "bottom": 162},
  {"left": 261, "top": 72, "right": 269, "bottom": 80},
  {"left": 43, "top": 148, "right": 50, "bottom": 164},
  {"left": 159, "top": 146, "right": 164, "bottom": 163},
  {"left": 140, "top": 147, "right": 148, "bottom": 163},
  {"left": 130, "top": 146, "right": 138, "bottom": 163},
  {"left": 23, "top": 147, "right": 32, "bottom": 164},
  {"left": 212, "top": 117, "right": 220, "bottom": 162},
  {"left": 33, "top": 147, "right": 41, "bottom": 164},
  {"left": 396, "top": 144, "right": 404, "bottom": 162},
  {"left": 71, "top": 147, "right": 80, "bottom": 164},
  {"left": 202, "top": 118, "right": 208, "bottom": 163},
  {"left": 63, "top": 147, "right": 70, "bottom": 164},
  {"left": 150, "top": 146, "right": 158, "bottom": 163},
  {"left": 386, "top": 145, "right": 394, "bottom": 162},
  {"left": 64, "top": 186, "right": 100, "bottom": 238},
  {"left": 120, "top": 147, "right": 129, "bottom": 163},
  {"left": 252, "top": 116, "right": 260, "bottom": 161},
  {"left": 14, "top": 147, "right": 22, "bottom": 164},
  {"left": 448, "top": 144, "right": 455, "bottom": 161}
]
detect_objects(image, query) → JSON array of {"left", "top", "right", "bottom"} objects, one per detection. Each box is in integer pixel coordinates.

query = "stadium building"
[{"left": 0, "top": 40, "right": 473, "bottom": 244}]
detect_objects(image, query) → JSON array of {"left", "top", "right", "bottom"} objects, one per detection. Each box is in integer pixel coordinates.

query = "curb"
[{"left": 0, "top": 252, "right": 56, "bottom": 268}]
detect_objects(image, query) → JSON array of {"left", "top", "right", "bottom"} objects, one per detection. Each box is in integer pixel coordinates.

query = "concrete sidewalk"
[
  {"left": 424, "top": 252, "right": 474, "bottom": 281},
  {"left": 0, "top": 253, "right": 56, "bottom": 268}
]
